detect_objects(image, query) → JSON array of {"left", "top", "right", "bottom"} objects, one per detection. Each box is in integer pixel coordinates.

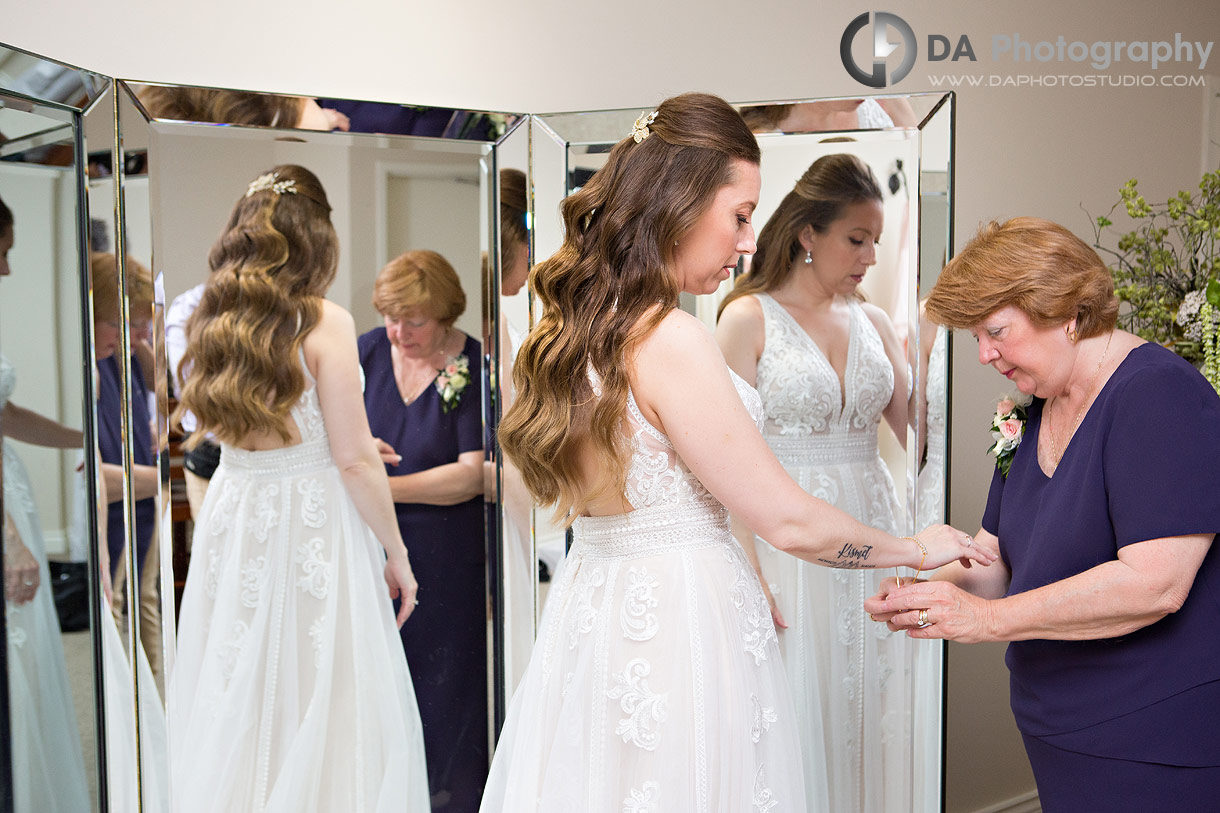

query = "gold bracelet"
[{"left": 895, "top": 535, "right": 928, "bottom": 586}]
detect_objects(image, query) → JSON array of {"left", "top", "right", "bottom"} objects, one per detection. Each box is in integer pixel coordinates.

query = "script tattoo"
[{"left": 817, "top": 542, "right": 874, "bottom": 570}]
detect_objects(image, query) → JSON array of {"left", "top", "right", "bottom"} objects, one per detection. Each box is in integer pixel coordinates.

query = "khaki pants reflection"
[
  {"left": 111, "top": 535, "right": 164, "bottom": 688},
  {"left": 183, "top": 470, "right": 211, "bottom": 546}
]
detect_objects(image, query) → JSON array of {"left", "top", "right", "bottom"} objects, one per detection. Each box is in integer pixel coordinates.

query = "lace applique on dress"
[
  {"left": 294, "top": 537, "right": 331, "bottom": 599},
  {"left": 750, "top": 694, "right": 777, "bottom": 743},
  {"left": 567, "top": 564, "right": 605, "bottom": 649},
  {"left": 607, "top": 658, "right": 668, "bottom": 751},
  {"left": 622, "top": 781, "right": 660, "bottom": 813},
  {"left": 725, "top": 546, "right": 778, "bottom": 665},
  {"left": 752, "top": 765, "right": 778, "bottom": 813},
  {"left": 620, "top": 566, "right": 660, "bottom": 641},
  {"left": 297, "top": 478, "right": 327, "bottom": 528}
]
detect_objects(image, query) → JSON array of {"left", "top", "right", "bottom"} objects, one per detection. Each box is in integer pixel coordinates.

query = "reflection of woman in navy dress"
[
  {"left": 359, "top": 250, "right": 487, "bottom": 812},
  {"left": 867, "top": 218, "right": 1220, "bottom": 810}
]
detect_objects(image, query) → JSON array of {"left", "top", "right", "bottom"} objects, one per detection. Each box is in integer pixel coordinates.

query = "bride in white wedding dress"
[
  {"left": 0, "top": 199, "right": 90, "bottom": 813},
  {"left": 169, "top": 165, "right": 428, "bottom": 812},
  {"left": 717, "top": 153, "right": 929, "bottom": 811},
  {"left": 1, "top": 355, "right": 91, "bottom": 813},
  {"left": 484, "top": 95, "right": 989, "bottom": 812}
]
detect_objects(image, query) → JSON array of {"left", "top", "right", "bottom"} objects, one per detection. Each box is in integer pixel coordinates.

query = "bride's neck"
[{"left": 773, "top": 263, "right": 838, "bottom": 312}]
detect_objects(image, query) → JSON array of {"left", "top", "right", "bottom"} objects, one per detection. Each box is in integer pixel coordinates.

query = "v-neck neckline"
[
  {"left": 763, "top": 292, "right": 855, "bottom": 414},
  {"left": 1032, "top": 341, "right": 1146, "bottom": 480},
  {"left": 388, "top": 332, "right": 462, "bottom": 409}
]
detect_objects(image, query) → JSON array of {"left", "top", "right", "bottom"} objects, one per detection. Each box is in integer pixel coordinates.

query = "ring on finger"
[{"left": 916, "top": 608, "right": 931, "bottom": 628}]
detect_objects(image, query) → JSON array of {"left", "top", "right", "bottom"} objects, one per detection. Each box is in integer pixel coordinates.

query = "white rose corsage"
[
  {"left": 435, "top": 354, "right": 471, "bottom": 414},
  {"left": 988, "top": 394, "right": 1031, "bottom": 478}
]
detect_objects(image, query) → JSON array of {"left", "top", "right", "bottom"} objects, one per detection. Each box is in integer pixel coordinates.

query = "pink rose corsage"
[
  {"left": 434, "top": 354, "right": 471, "bottom": 414},
  {"left": 988, "top": 394, "right": 1030, "bottom": 477}
]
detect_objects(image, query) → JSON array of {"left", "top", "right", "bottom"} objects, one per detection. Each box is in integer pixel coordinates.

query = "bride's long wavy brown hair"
[
  {"left": 174, "top": 164, "right": 337, "bottom": 446},
  {"left": 498, "top": 93, "right": 759, "bottom": 520},
  {"left": 717, "top": 153, "right": 882, "bottom": 319}
]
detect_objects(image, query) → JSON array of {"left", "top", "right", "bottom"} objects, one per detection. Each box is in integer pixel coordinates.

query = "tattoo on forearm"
[{"left": 818, "top": 542, "right": 874, "bottom": 569}]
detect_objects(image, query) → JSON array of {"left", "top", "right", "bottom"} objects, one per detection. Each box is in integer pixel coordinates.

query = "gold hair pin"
[{"left": 631, "top": 111, "right": 658, "bottom": 143}]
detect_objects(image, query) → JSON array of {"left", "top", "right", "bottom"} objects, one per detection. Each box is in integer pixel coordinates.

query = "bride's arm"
[
  {"left": 716, "top": 298, "right": 786, "bottom": 625},
  {"left": 306, "top": 300, "right": 417, "bottom": 623},
  {"left": 2, "top": 401, "right": 84, "bottom": 449},
  {"left": 714, "top": 295, "right": 765, "bottom": 387},
  {"left": 632, "top": 310, "right": 987, "bottom": 570},
  {"left": 861, "top": 302, "right": 909, "bottom": 447}
]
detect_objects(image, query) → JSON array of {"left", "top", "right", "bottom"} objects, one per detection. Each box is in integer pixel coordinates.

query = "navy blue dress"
[
  {"left": 97, "top": 355, "right": 155, "bottom": 579},
  {"left": 358, "top": 328, "right": 488, "bottom": 812},
  {"left": 982, "top": 343, "right": 1220, "bottom": 810}
]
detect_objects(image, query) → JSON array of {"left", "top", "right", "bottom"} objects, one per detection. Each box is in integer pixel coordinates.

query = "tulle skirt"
[
  {"left": 4, "top": 440, "right": 91, "bottom": 813},
  {"left": 482, "top": 503, "right": 806, "bottom": 812},
  {"left": 170, "top": 441, "right": 428, "bottom": 812}
]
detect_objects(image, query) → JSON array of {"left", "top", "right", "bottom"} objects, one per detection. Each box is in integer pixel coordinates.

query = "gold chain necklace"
[
  {"left": 1046, "top": 330, "right": 1114, "bottom": 464},
  {"left": 396, "top": 329, "right": 452, "bottom": 404}
]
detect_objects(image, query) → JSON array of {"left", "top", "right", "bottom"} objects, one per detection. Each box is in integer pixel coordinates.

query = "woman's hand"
[
  {"left": 373, "top": 437, "right": 401, "bottom": 466},
  {"left": 864, "top": 576, "right": 909, "bottom": 624},
  {"left": 864, "top": 579, "right": 998, "bottom": 643},
  {"left": 4, "top": 516, "right": 39, "bottom": 605},
  {"left": 755, "top": 571, "right": 787, "bottom": 630},
  {"left": 384, "top": 550, "right": 419, "bottom": 628},
  {"left": 915, "top": 524, "right": 997, "bottom": 570}
]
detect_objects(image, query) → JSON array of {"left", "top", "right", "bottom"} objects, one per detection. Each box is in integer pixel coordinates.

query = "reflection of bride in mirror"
[
  {"left": 715, "top": 153, "right": 920, "bottom": 812},
  {"left": 0, "top": 193, "right": 91, "bottom": 813},
  {"left": 170, "top": 164, "right": 428, "bottom": 812}
]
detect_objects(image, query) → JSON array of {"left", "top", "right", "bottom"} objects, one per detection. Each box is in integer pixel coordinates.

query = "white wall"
[{"left": 7, "top": 2, "right": 1217, "bottom": 810}]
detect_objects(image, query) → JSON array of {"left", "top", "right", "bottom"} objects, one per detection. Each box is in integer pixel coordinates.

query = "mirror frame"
[{"left": 0, "top": 42, "right": 114, "bottom": 813}]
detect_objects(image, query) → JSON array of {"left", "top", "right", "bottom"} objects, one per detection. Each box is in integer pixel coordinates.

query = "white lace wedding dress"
[
  {"left": 481, "top": 366, "right": 806, "bottom": 812},
  {"left": 751, "top": 294, "right": 919, "bottom": 812},
  {"left": 170, "top": 354, "right": 428, "bottom": 812},
  {"left": 1, "top": 355, "right": 91, "bottom": 813}
]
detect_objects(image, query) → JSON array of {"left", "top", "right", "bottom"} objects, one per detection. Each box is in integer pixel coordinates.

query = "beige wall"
[{"left": 8, "top": 2, "right": 1217, "bottom": 810}]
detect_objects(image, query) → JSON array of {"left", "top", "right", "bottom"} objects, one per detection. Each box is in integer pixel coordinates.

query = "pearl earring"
[{"left": 804, "top": 251, "right": 812, "bottom": 264}]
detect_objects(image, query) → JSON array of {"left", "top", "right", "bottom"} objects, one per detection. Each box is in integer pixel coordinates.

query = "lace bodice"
[
  {"left": 622, "top": 369, "right": 763, "bottom": 511},
  {"left": 584, "top": 364, "right": 763, "bottom": 514},
  {"left": 0, "top": 354, "right": 15, "bottom": 411},
  {"left": 754, "top": 293, "right": 894, "bottom": 439},
  {"left": 924, "top": 326, "right": 947, "bottom": 461}
]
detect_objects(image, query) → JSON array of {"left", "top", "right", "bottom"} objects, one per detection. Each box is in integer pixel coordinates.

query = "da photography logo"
[{"left": 840, "top": 12, "right": 916, "bottom": 88}]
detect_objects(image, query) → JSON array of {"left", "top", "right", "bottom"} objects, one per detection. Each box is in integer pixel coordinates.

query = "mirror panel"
[
  {"left": 118, "top": 81, "right": 524, "bottom": 811},
  {"left": 0, "top": 43, "right": 112, "bottom": 813},
  {"left": 488, "top": 118, "right": 532, "bottom": 726},
  {"left": 528, "top": 93, "right": 953, "bottom": 811}
]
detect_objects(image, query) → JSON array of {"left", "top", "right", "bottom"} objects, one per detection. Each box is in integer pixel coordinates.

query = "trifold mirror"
[{"left": 1, "top": 39, "right": 952, "bottom": 812}]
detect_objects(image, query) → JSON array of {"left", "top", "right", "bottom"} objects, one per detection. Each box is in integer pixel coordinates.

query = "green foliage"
[{"left": 1091, "top": 169, "right": 1220, "bottom": 362}]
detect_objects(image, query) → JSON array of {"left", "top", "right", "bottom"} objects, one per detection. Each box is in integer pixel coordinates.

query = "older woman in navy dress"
[
  {"left": 358, "top": 249, "right": 487, "bottom": 812},
  {"left": 866, "top": 217, "right": 1220, "bottom": 811}
]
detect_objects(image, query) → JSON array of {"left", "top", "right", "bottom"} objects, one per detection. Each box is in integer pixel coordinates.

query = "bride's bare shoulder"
[{"left": 635, "top": 308, "right": 721, "bottom": 363}]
